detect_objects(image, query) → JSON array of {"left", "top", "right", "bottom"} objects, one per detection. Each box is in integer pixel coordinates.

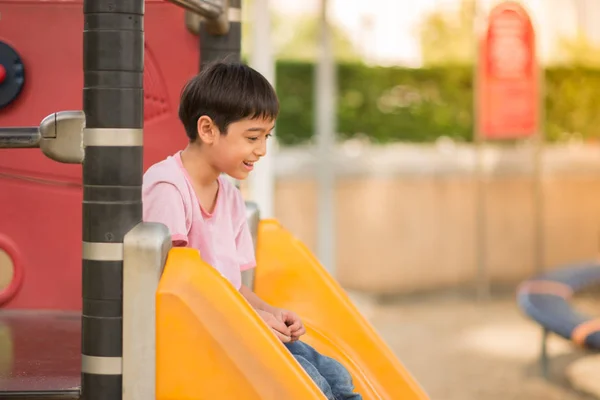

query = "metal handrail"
[{"left": 0, "top": 127, "right": 40, "bottom": 148}]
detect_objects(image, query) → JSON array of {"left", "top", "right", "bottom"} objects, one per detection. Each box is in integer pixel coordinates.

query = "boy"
[{"left": 142, "top": 61, "right": 362, "bottom": 400}]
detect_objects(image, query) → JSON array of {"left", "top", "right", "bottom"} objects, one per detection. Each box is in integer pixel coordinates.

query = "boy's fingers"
[
  {"left": 269, "top": 317, "right": 291, "bottom": 336},
  {"left": 288, "top": 320, "right": 302, "bottom": 332},
  {"left": 273, "top": 329, "right": 291, "bottom": 343},
  {"left": 294, "top": 325, "right": 306, "bottom": 337}
]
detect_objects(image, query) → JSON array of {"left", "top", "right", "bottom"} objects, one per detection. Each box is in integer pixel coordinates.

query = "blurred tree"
[
  {"left": 241, "top": 0, "right": 361, "bottom": 62},
  {"left": 419, "top": 0, "right": 476, "bottom": 66}
]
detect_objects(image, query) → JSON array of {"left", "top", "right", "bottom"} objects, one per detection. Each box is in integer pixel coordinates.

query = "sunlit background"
[{"left": 238, "top": 1, "right": 600, "bottom": 399}]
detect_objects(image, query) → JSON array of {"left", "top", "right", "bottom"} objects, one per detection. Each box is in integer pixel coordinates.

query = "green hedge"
[{"left": 274, "top": 62, "right": 600, "bottom": 145}]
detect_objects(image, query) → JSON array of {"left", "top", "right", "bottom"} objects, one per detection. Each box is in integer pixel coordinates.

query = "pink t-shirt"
[{"left": 142, "top": 151, "right": 256, "bottom": 290}]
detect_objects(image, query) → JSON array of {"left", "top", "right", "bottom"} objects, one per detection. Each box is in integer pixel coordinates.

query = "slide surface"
[
  {"left": 254, "top": 220, "right": 429, "bottom": 400},
  {"left": 156, "top": 220, "right": 428, "bottom": 400},
  {"left": 156, "top": 248, "right": 326, "bottom": 400}
]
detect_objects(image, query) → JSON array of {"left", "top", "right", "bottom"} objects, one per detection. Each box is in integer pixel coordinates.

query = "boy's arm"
[
  {"left": 239, "top": 284, "right": 278, "bottom": 314},
  {"left": 239, "top": 284, "right": 306, "bottom": 341},
  {"left": 232, "top": 191, "right": 304, "bottom": 340}
]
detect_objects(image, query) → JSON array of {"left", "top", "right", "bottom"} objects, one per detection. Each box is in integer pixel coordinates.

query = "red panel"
[
  {"left": 0, "top": 1, "right": 198, "bottom": 309},
  {"left": 477, "top": 1, "right": 539, "bottom": 140}
]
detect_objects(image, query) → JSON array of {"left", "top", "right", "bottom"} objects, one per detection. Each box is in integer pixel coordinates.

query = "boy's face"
[{"left": 208, "top": 117, "right": 275, "bottom": 180}]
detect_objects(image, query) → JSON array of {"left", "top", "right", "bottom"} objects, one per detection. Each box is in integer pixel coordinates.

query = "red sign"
[{"left": 477, "top": 1, "right": 539, "bottom": 139}]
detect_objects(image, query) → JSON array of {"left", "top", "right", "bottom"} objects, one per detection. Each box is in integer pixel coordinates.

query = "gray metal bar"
[
  {"left": 81, "top": 0, "right": 144, "bottom": 398},
  {"left": 0, "top": 127, "right": 40, "bottom": 148},
  {"left": 249, "top": 0, "right": 276, "bottom": 219},
  {"left": 122, "top": 222, "right": 172, "bottom": 400},
  {"left": 241, "top": 202, "right": 260, "bottom": 290},
  {"left": 315, "top": 0, "right": 336, "bottom": 276},
  {"left": 166, "top": 0, "right": 223, "bottom": 20},
  {"left": 472, "top": 0, "right": 490, "bottom": 301},
  {"left": 540, "top": 328, "right": 549, "bottom": 379},
  {"left": 199, "top": 0, "right": 240, "bottom": 68},
  {"left": 533, "top": 30, "right": 546, "bottom": 276}
]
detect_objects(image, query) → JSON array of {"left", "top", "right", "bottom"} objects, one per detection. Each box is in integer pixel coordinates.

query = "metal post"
[
  {"left": 122, "top": 223, "right": 171, "bottom": 400},
  {"left": 533, "top": 35, "right": 545, "bottom": 276},
  {"left": 316, "top": 0, "right": 336, "bottom": 275},
  {"left": 0, "top": 127, "right": 40, "bottom": 148},
  {"left": 249, "top": 0, "right": 276, "bottom": 219},
  {"left": 198, "top": 0, "right": 241, "bottom": 69},
  {"left": 241, "top": 202, "right": 260, "bottom": 289},
  {"left": 473, "top": 0, "right": 489, "bottom": 301},
  {"left": 167, "top": 0, "right": 224, "bottom": 20},
  {"left": 540, "top": 328, "right": 549, "bottom": 378},
  {"left": 81, "top": 1, "right": 144, "bottom": 399}
]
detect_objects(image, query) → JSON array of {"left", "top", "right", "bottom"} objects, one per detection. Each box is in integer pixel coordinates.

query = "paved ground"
[{"left": 349, "top": 289, "right": 599, "bottom": 400}]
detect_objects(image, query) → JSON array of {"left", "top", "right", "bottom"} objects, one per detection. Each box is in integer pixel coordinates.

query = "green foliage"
[
  {"left": 544, "top": 67, "right": 600, "bottom": 142},
  {"left": 274, "top": 61, "right": 600, "bottom": 146}
]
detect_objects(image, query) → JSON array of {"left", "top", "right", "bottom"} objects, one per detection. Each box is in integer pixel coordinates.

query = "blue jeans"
[{"left": 285, "top": 341, "right": 362, "bottom": 400}]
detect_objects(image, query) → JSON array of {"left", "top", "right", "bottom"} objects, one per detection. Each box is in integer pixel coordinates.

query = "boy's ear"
[{"left": 196, "top": 115, "right": 219, "bottom": 144}]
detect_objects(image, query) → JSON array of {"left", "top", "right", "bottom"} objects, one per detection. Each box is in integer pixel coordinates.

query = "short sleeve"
[
  {"left": 235, "top": 218, "right": 257, "bottom": 271},
  {"left": 143, "top": 182, "right": 189, "bottom": 247}
]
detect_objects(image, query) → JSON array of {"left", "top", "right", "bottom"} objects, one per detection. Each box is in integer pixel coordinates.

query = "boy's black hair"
[{"left": 178, "top": 61, "right": 279, "bottom": 142}]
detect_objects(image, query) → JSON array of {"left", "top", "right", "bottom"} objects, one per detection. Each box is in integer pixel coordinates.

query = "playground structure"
[
  {"left": 517, "top": 262, "right": 600, "bottom": 378},
  {"left": 0, "top": 0, "right": 429, "bottom": 399}
]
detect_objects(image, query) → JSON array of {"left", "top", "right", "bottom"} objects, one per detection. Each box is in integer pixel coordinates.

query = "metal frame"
[
  {"left": 122, "top": 223, "right": 172, "bottom": 399},
  {"left": 0, "top": 111, "right": 85, "bottom": 163},
  {"left": 472, "top": 1, "right": 543, "bottom": 300},
  {"left": 315, "top": 0, "right": 336, "bottom": 275},
  {"left": 540, "top": 327, "right": 549, "bottom": 378},
  {"left": 241, "top": 202, "right": 260, "bottom": 290},
  {"left": 81, "top": 1, "right": 243, "bottom": 398},
  {"left": 80, "top": 2, "right": 145, "bottom": 398},
  {"left": 1, "top": 0, "right": 243, "bottom": 397}
]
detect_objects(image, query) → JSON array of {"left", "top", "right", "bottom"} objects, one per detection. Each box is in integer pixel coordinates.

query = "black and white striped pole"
[
  {"left": 174, "top": 0, "right": 241, "bottom": 68},
  {"left": 80, "top": 0, "right": 144, "bottom": 398},
  {"left": 199, "top": 0, "right": 241, "bottom": 68}
]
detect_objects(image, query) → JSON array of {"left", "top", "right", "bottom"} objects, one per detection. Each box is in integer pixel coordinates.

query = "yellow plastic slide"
[
  {"left": 254, "top": 220, "right": 429, "bottom": 400},
  {"left": 156, "top": 220, "right": 428, "bottom": 400},
  {"left": 156, "top": 248, "right": 327, "bottom": 399}
]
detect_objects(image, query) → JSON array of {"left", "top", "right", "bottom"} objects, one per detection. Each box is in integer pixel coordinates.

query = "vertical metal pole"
[
  {"left": 122, "top": 223, "right": 171, "bottom": 400},
  {"left": 540, "top": 328, "right": 549, "bottom": 378},
  {"left": 533, "top": 27, "right": 545, "bottom": 276},
  {"left": 199, "top": 0, "right": 241, "bottom": 69},
  {"left": 249, "top": 0, "right": 276, "bottom": 219},
  {"left": 473, "top": 0, "right": 489, "bottom": 301},
  {"left": 475, "top": 141, "right": 488, "bottom": 299},
  {"left": 316, "top": 0, "right": 336, "bottom": 275},
  {"left": 81, "top": 1, "right": 144, "bottom": 399}
]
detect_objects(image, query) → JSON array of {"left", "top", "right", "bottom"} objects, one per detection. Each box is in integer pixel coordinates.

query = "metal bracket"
[
  {"left": 39, "top": 110, "right": 85, "bottom": 164},
  {"left": 170, "top": 0, "right": 231, "bottom": 36}
]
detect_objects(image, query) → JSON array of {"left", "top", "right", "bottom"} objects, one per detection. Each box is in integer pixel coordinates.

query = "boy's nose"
[{"left": 255, "top": 141, "right": 267, "bottom": 157}]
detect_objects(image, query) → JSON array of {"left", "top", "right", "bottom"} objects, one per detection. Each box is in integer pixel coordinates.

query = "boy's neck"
[{"left": 180, "top": 144, "right": 220, "bottom": 188}]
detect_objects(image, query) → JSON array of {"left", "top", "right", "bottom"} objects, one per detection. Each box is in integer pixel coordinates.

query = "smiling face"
[{"left": 197, "top": 115, "right": 274, "bottom": 180}]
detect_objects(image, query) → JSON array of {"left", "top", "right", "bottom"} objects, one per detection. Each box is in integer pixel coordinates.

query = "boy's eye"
[{"left": 247, "top": 133, "right": 272, "bottom": 142}]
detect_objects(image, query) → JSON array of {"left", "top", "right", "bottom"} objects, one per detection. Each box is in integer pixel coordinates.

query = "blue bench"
[{"left": 516, "top": 262, "right": 600, "bottom": 377}]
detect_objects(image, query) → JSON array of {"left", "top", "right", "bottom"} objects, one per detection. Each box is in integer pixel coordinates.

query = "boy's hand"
[
  {"left": 256, "top": 309, "right": 292, "bottom": 343},
  {"left": 272, "top": 308, "right": 306, "bottom": 342}
]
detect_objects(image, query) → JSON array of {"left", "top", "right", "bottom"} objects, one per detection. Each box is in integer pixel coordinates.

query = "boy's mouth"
[{"left": 243, "top": 161, "right": 254, "bottom": 170}]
